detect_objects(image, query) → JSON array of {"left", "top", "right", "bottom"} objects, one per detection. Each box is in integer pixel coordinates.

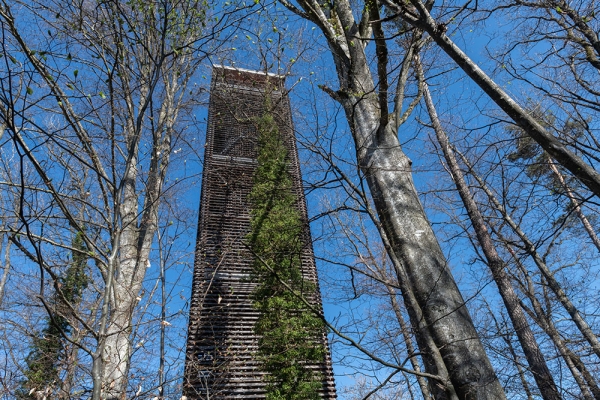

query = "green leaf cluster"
[
  {"left": 247, "top": 102, "right": 325, "bottom": 400},
  {"left": 63, "top": 231, "right": 90, "bottom": 303}
]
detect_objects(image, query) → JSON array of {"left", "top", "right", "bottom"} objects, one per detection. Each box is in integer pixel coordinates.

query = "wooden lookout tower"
[{"left": 184, "top": 66, "right": 337, "bottom": 399}]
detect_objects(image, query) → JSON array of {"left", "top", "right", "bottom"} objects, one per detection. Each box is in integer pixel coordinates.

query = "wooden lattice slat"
[{"left": 183, "top": 66, "right": 337, "bottom": 399}]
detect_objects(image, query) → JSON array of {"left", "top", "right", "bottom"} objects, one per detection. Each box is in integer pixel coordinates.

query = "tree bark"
[
  {"left": 281, "top": 1, "right": 506, "bottom": 397},
  {"left": 356, "top": 99, "right": 503, "bottom": 399},
  {"left": 395, "top": 0, "right": 600, "bottom": 199},
  {"left": 102, "top": 81, "right": 174, "bottom": 398},
  {"left": 419, "top": 62, "right": 560, "bottom": 400},
  {"left": 0, "top": 239, "right": 11, "bottom": 308}
]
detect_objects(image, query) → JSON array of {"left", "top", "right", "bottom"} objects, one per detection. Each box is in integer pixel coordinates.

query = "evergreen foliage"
[
  {"left": 63, "top": 231, "right": 90, "bottom": 303},
  {"left": 506, "top": 107, "right": 585, "bottom": 186},
  {"left": 18, "top": 231, "right": 89, "bottom": 398},
  {"left": 19, "top": 317, "right": 67, "bottom": 398},
  {"left": 506, "top": 109, "right": 593, "bottom": 228},
  {"left": 247, "top": 101, "right": 326, "bottom": 400}
]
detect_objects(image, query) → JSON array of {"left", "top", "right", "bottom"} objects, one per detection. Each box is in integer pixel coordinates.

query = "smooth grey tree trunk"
[
  {"left": 280, "top": 1, "right": 506, "bottom": 397},
  {"left": 101, "top": 82, "right": 176, "bottom": 398},
  {"left": 309, "top": 135, "right": 456, "bottom": 398},
  {"left": 0, "top": 239, "right": 10, "bottom": 308},
  {"left": 350, "top": 94, "right": 503, "bottom": 400}
]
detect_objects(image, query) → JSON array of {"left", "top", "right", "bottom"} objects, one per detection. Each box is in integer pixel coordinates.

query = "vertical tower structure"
[{"left": 184, "top": 66, "right": 336, "bottom": 399}]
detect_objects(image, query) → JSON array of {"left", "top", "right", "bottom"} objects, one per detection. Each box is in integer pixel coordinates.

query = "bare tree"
[
  {"left": 417, "top": 55, "right": 560, "bottom": 400},
  {"left": 275, "top": 0, "right": 506, "bottom": 397},
  {"left": 505, "top": 111, "right": 600, "bottom": 253},
  {"left": 0, "top": 0, "right": 240, "bottom": 397},
  {"left": 457, "top": 149, "right": 600, "bottom": 361},
  {"left": 388, "top": 0, "right": 600, "bottom": 199}
]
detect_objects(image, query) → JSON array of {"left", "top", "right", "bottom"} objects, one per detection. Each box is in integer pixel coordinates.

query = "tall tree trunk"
[
  {"left": 0, "top": 238, "right": 11, "bottom": 308},
  {"left": 419, "top": 63, "right": 560, "bottom": 400},
  {"left": 101, "top": 149, "right": 166, "bottom": 399},
  {"left": 354, "top": 98, "right": 503, "bottom": 399},
  {"left": 355, "top": 169, "right": 456, "bottom": 399},
  {"left": 281, "top": 1, "right": 506, "bottom": 397},
  {"left": 308, "top": 136, "right": 455, "bottom": 398},
  {"left": 395, "top": 0, "right": 600, "bottom": 199},
  {"left": 389, "top": 252, "right": 457, "bottom": 400},
  {"left": 101, "top": 75, "right": 175, "bottom": 399},
  {"left": 502, "top": 243, "right": 600, "bottom": 400},
  {"left": 158, "top": 234, "right": 167, "bottom": 399},
  {"left": 457, "top": 150, "right": 600, "bottom": 361}
]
